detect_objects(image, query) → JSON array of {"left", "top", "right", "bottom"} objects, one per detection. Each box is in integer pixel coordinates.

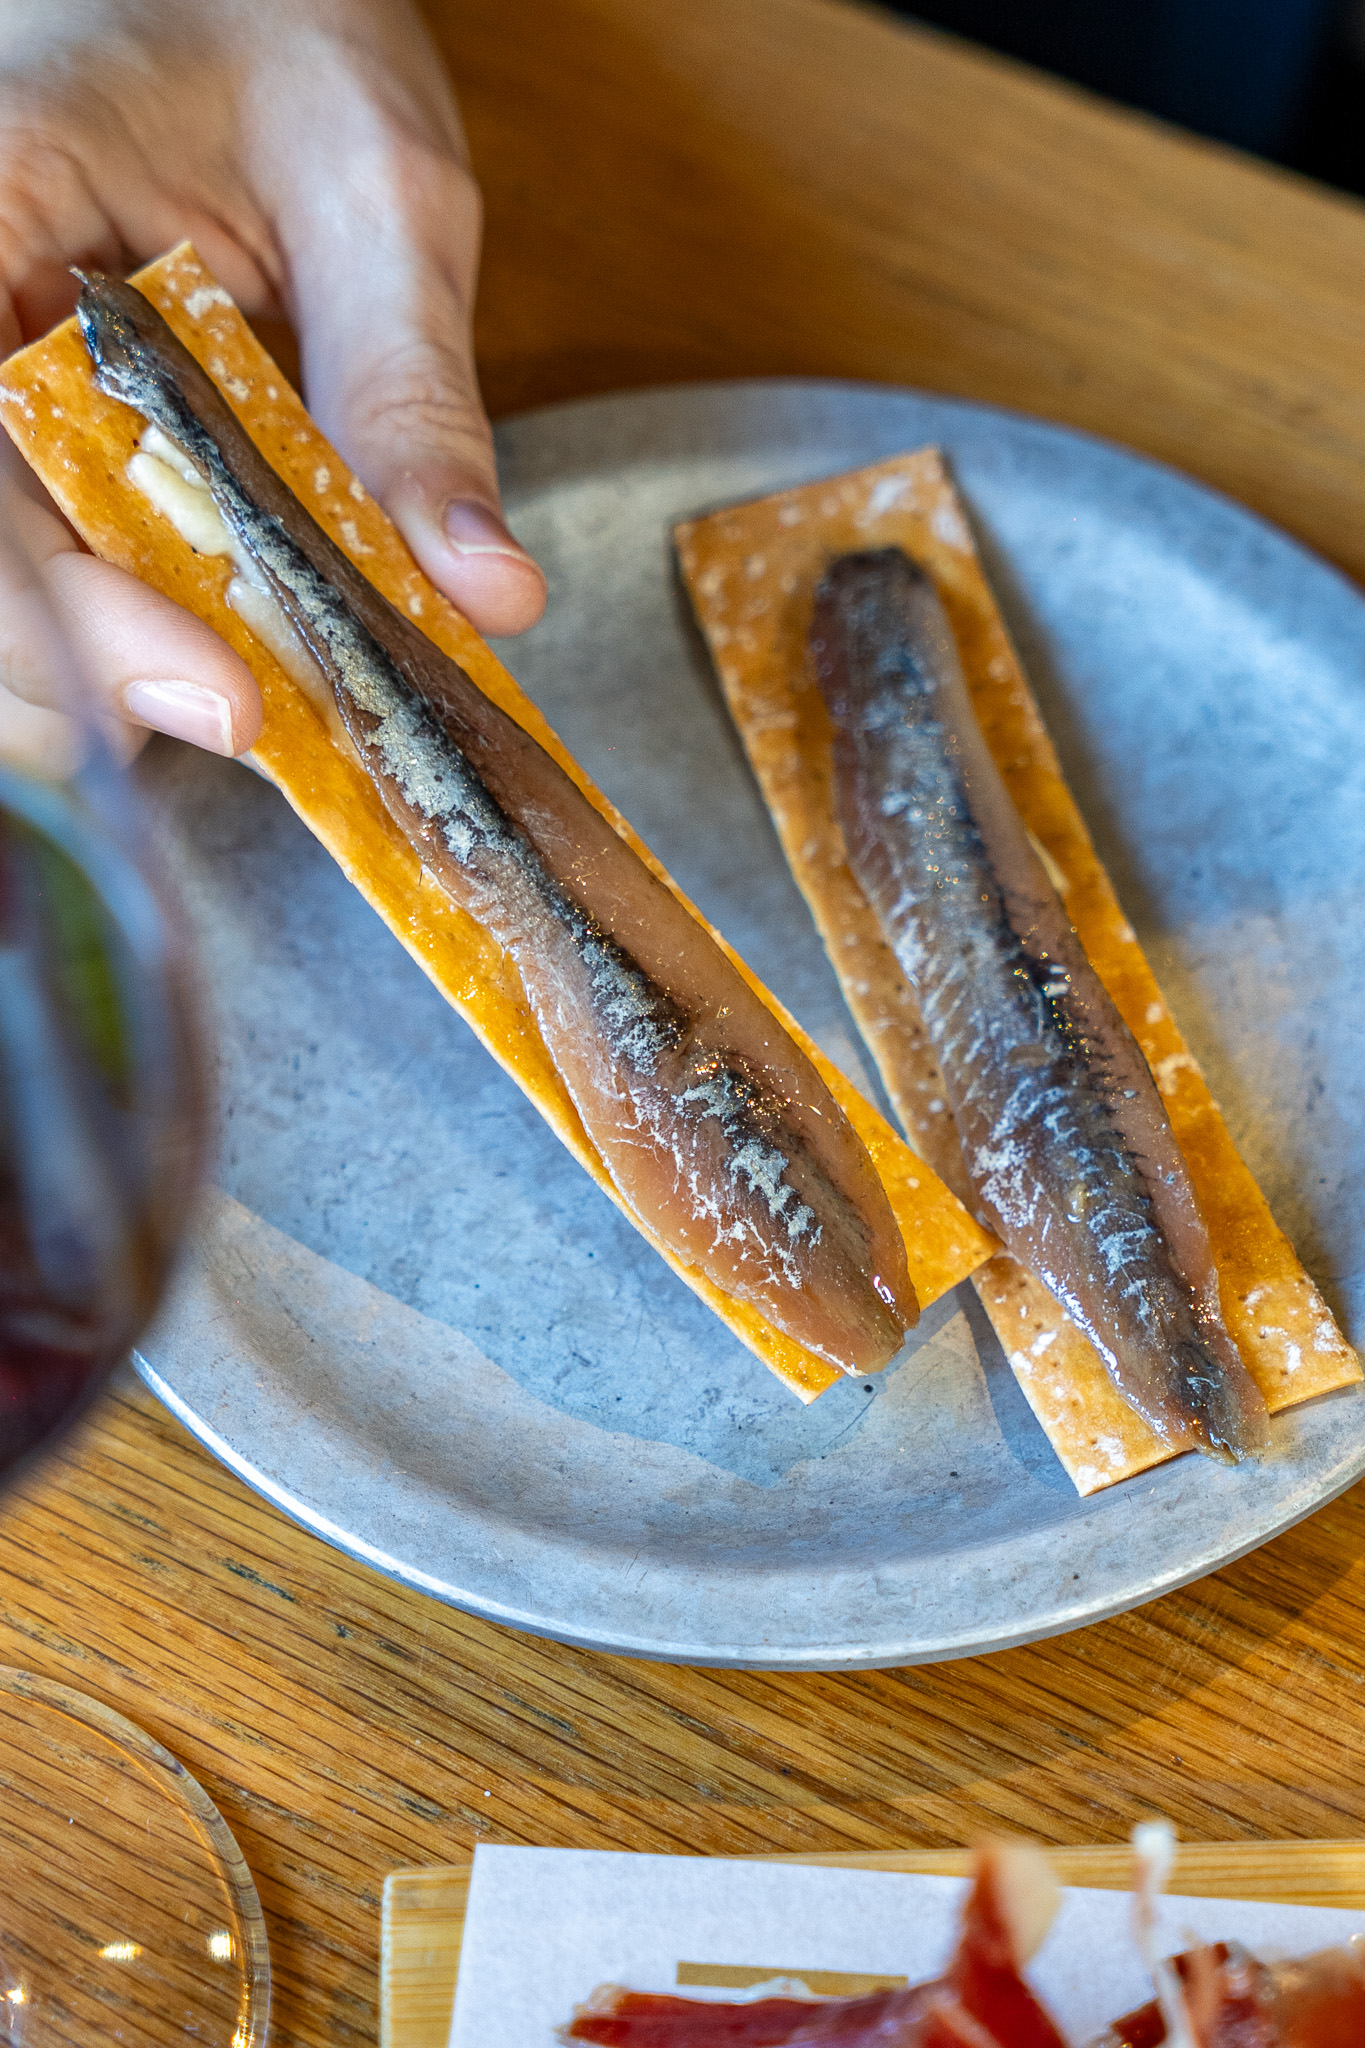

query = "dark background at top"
[{"left": 889, "top": 0, "right": 1365, "bottom": 193}]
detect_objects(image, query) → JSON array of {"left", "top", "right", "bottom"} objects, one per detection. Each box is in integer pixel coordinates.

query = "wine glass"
[{"left": 0, "top": 494, "right": 269, "bottom": 2045}]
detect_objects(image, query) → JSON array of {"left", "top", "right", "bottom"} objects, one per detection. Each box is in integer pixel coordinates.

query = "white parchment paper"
[{"left": 447, "top": 1847, "right": 1365, "bottom": 2048}]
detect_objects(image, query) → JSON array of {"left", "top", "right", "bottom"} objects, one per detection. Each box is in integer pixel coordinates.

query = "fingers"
[
  {"left": 47, "top": 551, "right": 263, "bottom": 754},
  {"left": 266, "top": 58, "right": 546, "bottom": 639},
  {"left": 381, "top": 429, "right": 549, "bottom": 642},
  {"left": 296, "top": 160, "right": 546, "bottom": 639},
  {"left": 2, "top": 488, "right": 261, "bottom": 759}
]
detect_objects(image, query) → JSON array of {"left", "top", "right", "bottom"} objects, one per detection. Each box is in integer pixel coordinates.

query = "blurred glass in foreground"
[
  {"left": 0, "top": 487, "right": 267, "bottom": 2047},
  {"left": 0, "top": 487, "right": 201, "bottom": 1480}
]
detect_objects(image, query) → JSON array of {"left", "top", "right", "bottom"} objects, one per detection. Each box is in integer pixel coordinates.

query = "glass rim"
[{"left": 0, "top": 1664, "right": 271, "bottom": 2048}]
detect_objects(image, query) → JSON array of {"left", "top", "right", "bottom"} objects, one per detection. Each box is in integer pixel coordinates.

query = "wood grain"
[
  {"left": 458, "top": 0, "right": 1365, "bottom": 591},
  {"left": 6, "top": 4, "right": 1365, "bottom": 2046},
  {"left": 7, "top": 1374, "right": 1365, "bottom": 2048},
  {"left": 381, "top": 1844, "right": 1365, "bottom": 2048}
]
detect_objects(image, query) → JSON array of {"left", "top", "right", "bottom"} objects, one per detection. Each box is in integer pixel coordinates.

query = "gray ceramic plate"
[{"left": 135, "top": 380, "right": 1365, "bottom": 1669}]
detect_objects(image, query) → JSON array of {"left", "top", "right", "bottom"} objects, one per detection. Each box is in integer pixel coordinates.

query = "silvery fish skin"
[
  {"left": 75, "top": 274, "right": 918, "bottom": 1372},
  {"left": 811, "top": 547, "right": 1268, "bottom": 1458}
]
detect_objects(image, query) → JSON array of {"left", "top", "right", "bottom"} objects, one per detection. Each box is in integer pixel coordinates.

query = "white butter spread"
[
  {"left": 1026, "top": 826, "right": 1069, "bottom": 898},
  {"left": 126, "top": 424, "right": 335, "bottom": 716},
  {"left": 128, "top": 436, "right": 231, "bottom": 557}
]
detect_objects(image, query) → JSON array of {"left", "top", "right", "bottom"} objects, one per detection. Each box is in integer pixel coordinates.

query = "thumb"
[{"left": 280, "top": 137, "right": 545, "bottom": 640}]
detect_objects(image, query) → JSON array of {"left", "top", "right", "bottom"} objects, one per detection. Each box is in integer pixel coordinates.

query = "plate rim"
[
  {"left": 491, "top": 370, "right": 1365, "bottom": 613},
  {"left": 134, "top": 1347, "right": 1365, "bottom": 1668}
]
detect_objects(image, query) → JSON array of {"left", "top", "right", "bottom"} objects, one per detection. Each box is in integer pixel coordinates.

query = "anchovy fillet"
[
  {"left": 811, "top": 547, "right": 1268, "bottom": 1456},
  {"left": 75, "top": 275, "right": 918, "bottom": 1371}
]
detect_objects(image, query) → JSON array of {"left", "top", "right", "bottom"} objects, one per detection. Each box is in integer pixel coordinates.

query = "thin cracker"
[
  {"left": 0, "top": 249, "right": 992, "bottom": 1402},
  {"left": 675, "top": 449, "right": 1359, "bottom": 1483}
]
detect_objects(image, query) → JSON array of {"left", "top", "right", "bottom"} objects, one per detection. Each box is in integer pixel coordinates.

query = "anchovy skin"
[
  {"left": 75, "top": 275, "right": 918, "bottom": 1371},
  {"left": 811, "top": 548, "right": 1268, "bottom": 1457}
]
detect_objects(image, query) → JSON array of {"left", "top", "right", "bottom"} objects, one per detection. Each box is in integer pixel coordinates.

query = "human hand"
[{"left": 0, "top": 0, "right": 545, "bottom": 763}]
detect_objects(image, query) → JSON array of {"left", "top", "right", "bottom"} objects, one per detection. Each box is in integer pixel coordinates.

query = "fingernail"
[
  {"left": 123, "top": 680, "right": 236, "bottom": 756},
  {"left": 441, "top": 498, "right": 533, "bottom": 561}
]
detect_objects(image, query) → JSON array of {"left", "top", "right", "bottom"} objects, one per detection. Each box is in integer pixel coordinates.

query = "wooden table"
[{"left": 8, "top": 3, "right": 1365, "bottom": 2043}]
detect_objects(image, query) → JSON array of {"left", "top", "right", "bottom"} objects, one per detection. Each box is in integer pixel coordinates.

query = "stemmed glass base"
[{"left": 0, "top": 1669, "right": 268, "bottom": 2046}]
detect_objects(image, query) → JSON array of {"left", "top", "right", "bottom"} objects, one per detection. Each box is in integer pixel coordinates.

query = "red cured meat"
[
  {"left": 562, "top": 1847, "right": 1068, "bottom": 2047},
  {"left": 1092, "top": 1937, "right": 1365, "bottom": 2046}
]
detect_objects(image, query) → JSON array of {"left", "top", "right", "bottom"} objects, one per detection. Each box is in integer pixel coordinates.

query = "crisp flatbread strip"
[
  {"left": 0, "top": 246, "right": 994, "bottom": 1402},
  {"left": 675, "top": 450, "right": 1360, "bottom": 1484}
]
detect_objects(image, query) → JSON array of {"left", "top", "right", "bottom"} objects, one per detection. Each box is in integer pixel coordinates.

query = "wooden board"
[
  {"left": 0, "top": 246, "right": 993, "bottom": 1403},
  {"left": 380, "top": 1841, "right": 1365, "bottom": 2048},
  {"left": 675, "top": 451, "right": 1360, "bottom": 1491}
]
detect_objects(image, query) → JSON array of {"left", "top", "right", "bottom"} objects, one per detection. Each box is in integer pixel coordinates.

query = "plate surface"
[{"left": 136, "top": 379, "right": 1365, "bottom": 1668}]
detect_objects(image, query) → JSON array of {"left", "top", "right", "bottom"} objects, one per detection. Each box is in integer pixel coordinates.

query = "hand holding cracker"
[{"left": 0, "top": 0, "right": 544, "bottom": 763}]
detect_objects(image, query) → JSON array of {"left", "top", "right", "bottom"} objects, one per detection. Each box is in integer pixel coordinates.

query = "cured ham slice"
[
  {"left": 1092, "top": 1936, "right": 1365, "bottom": 2045},
  {"left": 561, "top": 1833, "right": 1365, "bottom": 2048},
  {"left": 562, "top": 1845, "right": 1068, "bottom": 2047}
]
